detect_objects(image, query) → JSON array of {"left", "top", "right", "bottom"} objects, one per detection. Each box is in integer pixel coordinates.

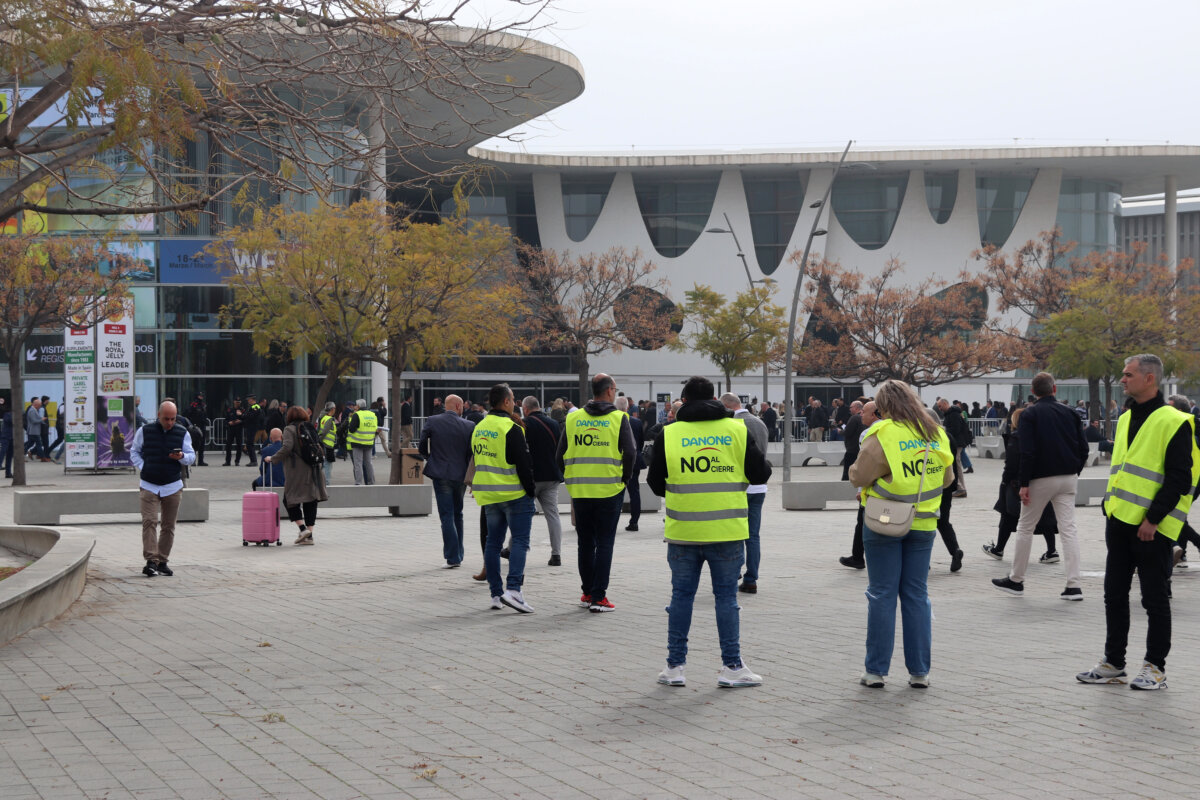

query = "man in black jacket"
[
  {"left": 617, "top": 396, "right": 646, "bottom": 531},
  {"left": 521, "top": 396, "right": 564, "bottom": 566},
  {"left": 993, "top": 371, "right": 1090, "bottom": 600},
  {"left": 760, "top": 402, "right": 778, "bottom": 442},
  {"left": 840, "top": 400, "right": 864, "bottom": 482}
]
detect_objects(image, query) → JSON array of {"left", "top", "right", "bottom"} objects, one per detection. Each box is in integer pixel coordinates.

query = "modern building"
[{"left": 9, "top": 24, "right": 1200, "bottom": 416}]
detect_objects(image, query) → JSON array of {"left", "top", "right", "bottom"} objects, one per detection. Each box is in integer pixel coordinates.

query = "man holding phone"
[{"left": 130, "top": 401, "right": 196, "bottom": 577}]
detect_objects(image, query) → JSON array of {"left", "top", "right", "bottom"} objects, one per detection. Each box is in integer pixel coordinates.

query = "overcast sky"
[{"left": 459, "top": 0, "right": 1200, "bottom": 154}]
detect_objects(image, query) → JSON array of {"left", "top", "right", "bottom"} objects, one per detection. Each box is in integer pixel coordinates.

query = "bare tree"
[
  {"left": 0, "top": 1, "right": 560, "bottom": 229},
  {"left": 513, "top": 244, "right": 677, "bottom": 400}
]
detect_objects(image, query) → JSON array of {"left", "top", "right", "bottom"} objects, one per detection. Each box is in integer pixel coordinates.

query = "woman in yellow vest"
[{"left": 849, "top": 380, "right": 954, "bottom": 689}]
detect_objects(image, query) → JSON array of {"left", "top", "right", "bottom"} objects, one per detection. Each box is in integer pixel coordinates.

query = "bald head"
[
  {"left": 861, "top": 401, "right": 878, "bottom": 427},
  {"left": 158, "top": 401, "right": 178, "bottom": 430},
  {"left": 444, "top": 394, "right": 464, "bottom": 414},
  {"left": 269, "top": 428, "right": 283, "bottom": 442},
  {"left": 719, "top": 392, "right": 741, "bottom": 411},
  {"left": 850, "top": 400, "right": 863, "bottom": 413},
  {"left": 591, "top": 373, "right": 616, "bottom": 400}
]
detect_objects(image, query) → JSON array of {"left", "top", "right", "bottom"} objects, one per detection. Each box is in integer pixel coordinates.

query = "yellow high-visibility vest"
[
  {"left": 347, "top": 409, "right": 377, "bottom": 446},
  {"left": 663, "top": 417, "right": 749, "bottom": 543},
  {"left": 860, "top": 419, "right": 953, "bottom": 532},
  {"left": 1105, "top": 406, "right": 1200, "bottom": 540},
  {"left": 563, "top": 408, "right": 626, "bottom": 499},
  {"left": 472, "top": 414, "right": 526, "bottom": 506}
]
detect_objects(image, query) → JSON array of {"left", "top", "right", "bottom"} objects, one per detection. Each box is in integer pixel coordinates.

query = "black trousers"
[
  {"left": 851, "top": 505, "right": 864, "bottom": 561},
  {"left": 225, "top": 427, "right": 245, "bottom": 464},
  {"left": 936, "top": 488, "right": 960, "bottom": 555},
  {"left": 286, "top": 500, "right": 318, "bottom": 528},
  {"left": 626, "top": 468, "right": 642, "bottom": 525},
  {"left": 1104, "top": 516, "right": 1174, "bottom": 670}
]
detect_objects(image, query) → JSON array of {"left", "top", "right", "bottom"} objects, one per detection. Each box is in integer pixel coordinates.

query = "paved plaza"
[{"left": 2, "top": 454, "right": 1199, "bottom": 799}]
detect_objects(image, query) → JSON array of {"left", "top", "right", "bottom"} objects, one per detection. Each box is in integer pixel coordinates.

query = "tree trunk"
[
  {"left": 576, "top": 347, "right": 590, "bottom": 406},
  {"left": 312, "top": 369, "right": 339, "bottom": 420},
  {"left": 724, "top": 368, "right": 733, "bottom": 395},
  {"left": 8, "top": 359, "right": 25, "bottom": 486},
  {"left": 1087, "top": 377, "right": 1100, "bottom": 425},
  {"left": 388, "top": 361, "right": 405, "bottom": 487}
]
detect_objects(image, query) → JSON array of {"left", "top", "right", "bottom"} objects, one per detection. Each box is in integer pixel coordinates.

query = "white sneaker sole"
[
  {"left": 500, "top": 595, "right": 534, "bottom": 613},
  {"left": 1131, "top": 681, "right": 1167, "bottom": 690},
  {"left": 718, "top": 680, "right": 761, "bottom": 688},
  {"left": 657, "top": 677, "right": 685, "bottom": 686},
  {"left": 1076, "top": 673, "right": 1126, "bottom": 684}
]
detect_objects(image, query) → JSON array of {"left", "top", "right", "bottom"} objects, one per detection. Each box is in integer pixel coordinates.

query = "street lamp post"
[
  {"left": 782, "top": 140, "right": 853, "bottom": 482},
  {"left": 705, "top": 212, "right": 769, "bottom": 403}
]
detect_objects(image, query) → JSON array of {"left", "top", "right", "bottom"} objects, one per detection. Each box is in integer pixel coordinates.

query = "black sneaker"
[
  {"left": 625, "top": 523, "right": 638, "bottom": 532},
  {"left": 950, "top": 549, "right": 964, "bottom": 573},
  {"left": 548, "top": 554, "right": 561, "bottom": 567},
  {"left": 142, "top": 560, "right": 158, "bottom": 577},
  {"left": 1039, "top": 551, "right": 1060, "bottom": 564},
  {"left": 839, "top": 556, "right": 866, "bottom": 570},
  {"left": 992, "top": 576, "right": 1024, "bottom": 595},
  {"left": 1060, "top": 587, "right": 1082, "bottom": 601},
  {"left": 500, "top": 547, "right": 510, "bottom": 560},
  {"left": 738, "top": 582, "right": 757, "bottom": 594},
  {"left": 155, "top": 561, "right": 173, "bottom": 577},
  {"left": 981, "top": 543, "right": 1004, "bottom": 560}
]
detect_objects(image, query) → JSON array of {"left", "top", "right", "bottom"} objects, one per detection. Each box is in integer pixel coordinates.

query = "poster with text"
[
  {"left": 63, "top": 324, "right": 96, "bottom": 468},
  {"left": 96, "top": 301, "right": 134, "bottom": 397},
  {"left": 96, "top": 396, "right": 135, "bottom": 468}
]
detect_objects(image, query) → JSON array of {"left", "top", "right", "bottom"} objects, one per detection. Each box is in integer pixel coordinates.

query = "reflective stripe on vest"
[
  {"left": 472, "top": 414, "right": 526, "bottom": 506},
  {"left": 1104, "top": 406, "right": 1200, "bottom": 540},
  {"left": 347, "top": 409, "right": 378, "bottom": 446},
  {"left": 663, "top": 417, "right": 749, "bottom": 542},
  {"left": 317, "top": 415, "right": 337, "bottom": 447},
  {"left": 860, "top": 419, "right": 954, "bottom": 532},
  {"left": 562, "top": 408, "right": 626, "bottom": 499}
]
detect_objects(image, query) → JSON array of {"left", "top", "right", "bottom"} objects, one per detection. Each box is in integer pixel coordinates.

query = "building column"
[
  {"left": 367, "top": 109, "right": 390, "bottom": 407},
  {"left": 1165, "top": 175, "right": 1178, "bottom": 270}
]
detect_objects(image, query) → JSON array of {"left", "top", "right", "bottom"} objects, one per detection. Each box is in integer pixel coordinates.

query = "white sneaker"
[
  {"left": 1130, "top": 661, "right": 1167, "bottom": 690},
  {"left": 657, "top": 663, "right": 686, "bottom": 686},
  {"left": 1075, "top": 659, "right": 1127, "bottom": 684},
  {"left": 500, "top": 590, "right": 534, "bottom": 613},
  {"left": 490, "top": 596, "right": 503, "bottom": 610},
  {"left": 860, "top": 672, "right": 885, "bottom": 688},
  {"left": 908, "top": 674, "right": 930, "bottom": 688},
  {"left": 717, "top": 663, "right": 762, "bottom": 687}
]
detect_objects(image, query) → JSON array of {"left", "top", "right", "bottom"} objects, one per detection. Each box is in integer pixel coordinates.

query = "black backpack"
[{"left": 294, "top": 421, "right": 325, "bottom": 466}]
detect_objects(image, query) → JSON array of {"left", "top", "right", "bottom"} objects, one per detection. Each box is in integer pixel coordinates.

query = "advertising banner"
[
  {"left": 96, "top": 301, "right": 134, "bottom": 397},
  {"left": 158, "top": 239, "right": 224, "bottom": 284},
  {"left": 96, "top": 395, "right": 136, "bottom": 468},
  {"left": 63, "top": 324, "right": 96, "bottom": 468}
]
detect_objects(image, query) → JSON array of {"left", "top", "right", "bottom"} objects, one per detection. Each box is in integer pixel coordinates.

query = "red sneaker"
[
  {"left": 589, "top": 597, "right": 616, "bottom": 613},
  {"left": 579, "top": 594, "right": 592, "bottom": 607}
]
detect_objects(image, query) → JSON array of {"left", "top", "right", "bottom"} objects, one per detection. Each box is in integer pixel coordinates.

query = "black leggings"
[{"left": 286, "top": 501, "right": 318, "bottom": 528}]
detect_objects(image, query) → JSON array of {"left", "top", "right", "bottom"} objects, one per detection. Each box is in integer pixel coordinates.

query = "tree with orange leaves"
[
  {"left": 787, "top": 257, "right": 1029, "bottom": 389},
  {"left": 0, "top": 234, "right": 132, "bottom": 485}
]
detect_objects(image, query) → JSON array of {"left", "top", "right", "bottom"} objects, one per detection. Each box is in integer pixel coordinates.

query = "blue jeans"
[
  {"left": 960, "top": 448, "right": 973, "bottom": 470},
  {"left": 432, "top": 478, "right": 466, "bottom": 564},
  {"left": 666, "top": 541, "right": 745, "bottom": 667},
  {"left": 25, "top": 434, "right": 44, "bottom": 459},
  {"left": 484, "top": 495, "right": 534, "bottom": 598},
  {"left": 574, "top": 492, "right": 624, "bottom": 599},
  {"left": 1, "top": 437, "right": 12, "bottom": 475},
  {"left": 742, "top": 493, "right": 766, "bottom": 584},
  {"left": 863, "top": 525, "right": 935, "bottom": 677}
]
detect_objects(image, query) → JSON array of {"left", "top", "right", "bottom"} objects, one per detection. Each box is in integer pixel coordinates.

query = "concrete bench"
[
  {"left": 1075, "top": 476, "right": 1108, "bottom": 506},
  {"left": 781, "top": 480, "right": 859, "bottom": 510},
  {"left": 767, "top": 442, "right": 839, "bottom": 467},
  {"left": 551, "top": 482, "right": 662, "bottom": 513},
  {"left": 977, "top": 435, "right": 1005, "bottom": 459},
  {"left": 13, "top": 489, "right": 210, "bottom": 525},
  {"left": 259, "top": 483, "right": 432, "bottom": 517}
]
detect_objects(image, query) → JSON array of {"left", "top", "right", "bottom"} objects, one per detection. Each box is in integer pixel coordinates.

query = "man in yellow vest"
[
  {"left": 555, "top": 373, "right": 636, "bottom": 612},
  {"left": 316, "top": 401, "right": 339, "bottom": 485},
  {"left": 1078, "top": 354, "right": 1200, "bottom": 690},
  {"left": 472, "top": 383, "right": 537, "bottom": 613},
  {"left": 346, "top": 398, "right": 378, "bottom": 485},
  {"left": 647, "top": 376, "right": 771, "bottom": 688}
]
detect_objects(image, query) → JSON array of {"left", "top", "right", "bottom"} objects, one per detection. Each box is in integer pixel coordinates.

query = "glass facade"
[
  {"left": 832, "top": 173, "right": 908, "bottom": 250},
  {"left": 977, "top": 173, "right": 1035, "bottom": 247},
  {"left": 633, "top": 174, "right": 720, "bottom": 258},
  {"left": 561, "top": 174, "right": 615, "bottom": 242},
  {"left": 1056, "top": 177, "right": 1120, "bottom": 255},
  {"left": 439, "top": 176, "right": 540, "bottom": 246},
  {"left": 924, "top": 171, "right": 957, "bottom": 224},
  {"left": 743, "top": 176, "right": 805, "bottom": 275}
]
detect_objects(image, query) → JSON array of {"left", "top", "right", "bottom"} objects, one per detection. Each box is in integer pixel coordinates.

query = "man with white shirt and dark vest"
[
  {"left": 647, "top": 375, "right": 771, "bottom": 688},
  {"left": 556, "top": 373, "right": 636, "bottom": 613},
  {"left": 720, "top": 393, "right": 769, "bottom": 594},
  {"left": 1077, "top": 354, "right": 1200, "bottom": 690},
  {"left": 130, "top": 401, "right": 196, "bottom": 577}
]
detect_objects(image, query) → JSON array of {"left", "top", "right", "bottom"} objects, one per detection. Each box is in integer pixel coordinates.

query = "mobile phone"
[{"left": 171, "top": 448, "right": 183, "bottom": 455}]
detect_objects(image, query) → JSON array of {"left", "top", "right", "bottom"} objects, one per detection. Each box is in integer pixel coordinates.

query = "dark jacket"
[
  {"left": 842, "top": 413, "right": 865, "bottom": 465},
  {"left": 1118, "top": 392, "right": 1194, "bottom": 526},
  {"left": 761, "top": 406, "right": 778, "bottom": 432},
  {"left": 1017, "top": 395, "right": 1090, "bottom": 486},
  {"left": 628, "top": 415, "right": 646, "bottom": 471},
  {"left": 139, "top": 423, "right": 187, "bottom": 486},
  {"left": 554, "top": 400, "right": 638, "bottom": 484},
  {"left": 942, "top": 405, "right": 972, "bottom": 451},
  {"left": 646, "top": 399, "right": 771, "bottom": 495},
  {"left": 809, "top": 404, "right": 830, "bottom": 430},
  {"left": 419, "top": 410, "right": 475, "bottom": 481},
  {"left": 997, "top": 428, "right": 1058, "bottom": 533},
  {"left": 400, "top": 401, "right": 413, "bottom": 426},
  {"left": 523, "top": 409, "right": 563, "bottom": 483},
  {"left": 256, "top": 441, "right": 285, "bottom": 487},
  {"left": 264, "top": 408, "right": 285, "bottom": 434}
]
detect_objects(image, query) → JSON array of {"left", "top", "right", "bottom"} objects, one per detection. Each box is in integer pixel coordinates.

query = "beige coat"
[{"left": 276, "top": 423, "right": 329, "bottom": 507}]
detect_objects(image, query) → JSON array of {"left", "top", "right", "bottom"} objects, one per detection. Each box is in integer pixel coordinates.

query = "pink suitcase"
[{"left": 242, "top": 489, "right": 280, "bottom": 546}]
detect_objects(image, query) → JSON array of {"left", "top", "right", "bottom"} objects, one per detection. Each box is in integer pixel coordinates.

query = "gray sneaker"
[
  {"left": 1130, "top": 661, "right": 1167, "bottom": 690},
  {"left": 1076, "top": 660, "right": 1127, "bottom": 684}
]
